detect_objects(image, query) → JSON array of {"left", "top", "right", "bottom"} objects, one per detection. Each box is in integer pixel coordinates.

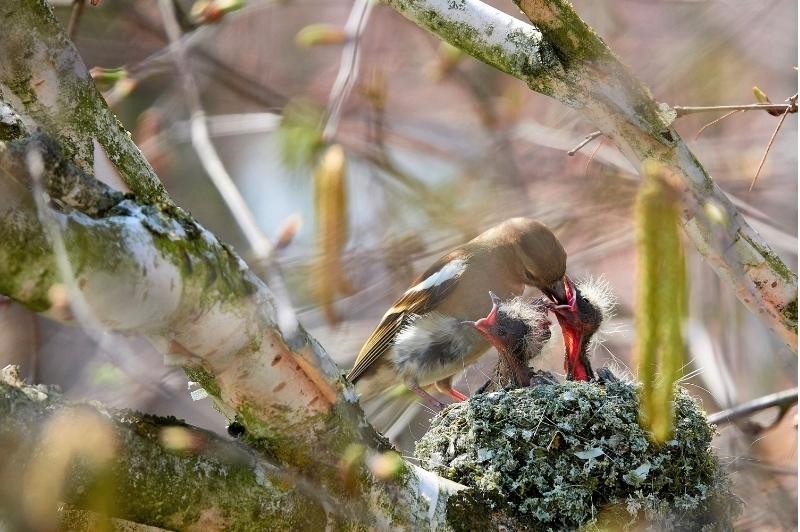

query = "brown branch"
[
  {"left": 707, "top": 387, "right": 798, "bottom": 429},
  {"left": 66, "top": 0, "right": 86, "bottom": 40},
  {"left": 748, "top": 94, "right": 797, "bottom": 191},
  {"left": 693, "top": 109, "right": 742, "bottom": 140},
  {"left": 568, "top": 130, "right": 603, "bottom": 156},
  {"left": 572, "top": 100, "right": 798, "bottom": 154},
  {"left": 674, "top": 102, "right": 798, "bottom": 117}
]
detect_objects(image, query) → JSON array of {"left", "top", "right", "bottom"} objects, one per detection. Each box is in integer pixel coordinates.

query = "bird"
[
  {"left": 347, "top": 217, "right": 571, "bottom": 419},
  {"left": 548, "top": 276, "right": 615, "bottom": 382},
  {"left": 463, "top": 292, "right": 553, "bottom": 393}
]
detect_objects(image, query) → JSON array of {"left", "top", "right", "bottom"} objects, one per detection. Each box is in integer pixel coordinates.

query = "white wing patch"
[{"left": 406, "top": 258, "right": 467, "bottom": 293}]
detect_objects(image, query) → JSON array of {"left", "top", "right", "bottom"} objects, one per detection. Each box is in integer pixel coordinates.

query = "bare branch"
[
  {"left": 708, "top": 387, "right": 798, "bottom": 429},
  {"left": 322, "top": 0, "right": 375, "bottom": 141},
  {"left": 748, "top": 95, "right": 797, "bottom": 191},
  {"left": 157, "top": 0, "right": 272, "bottom": 261},
  {"left": 567, "top": 130, "right": 603, "bottom": 156},
  {"left": 66, "top": 0, "right": 86, "bottom": 40},
  {"left": 674, "top": 102, "right": 798, "bottom": 117},
  {"left": 693, "top": 110, "right": 742, "bottom": 140}
]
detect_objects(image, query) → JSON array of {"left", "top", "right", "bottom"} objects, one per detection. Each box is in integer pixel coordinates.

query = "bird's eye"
[{"left": 495, "top": 326, "right": 507, "bottom": 337}]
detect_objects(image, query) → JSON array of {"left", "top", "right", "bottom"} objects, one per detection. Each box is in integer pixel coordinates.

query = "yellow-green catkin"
[
  {"left": 313, "top": 144, "right": 351, "bottom": 325},
  {"left": 635, "top": 161, "right": 688, "bottom": 442}
]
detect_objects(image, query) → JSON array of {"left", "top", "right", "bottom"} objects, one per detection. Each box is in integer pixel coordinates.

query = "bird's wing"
[{"left": 347, "top": 251, "right": 468, "bottom": 383}]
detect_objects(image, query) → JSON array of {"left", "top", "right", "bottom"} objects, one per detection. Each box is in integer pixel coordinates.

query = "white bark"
[{"left": 0, "top": 2, "right": 472, "bottom": 527}]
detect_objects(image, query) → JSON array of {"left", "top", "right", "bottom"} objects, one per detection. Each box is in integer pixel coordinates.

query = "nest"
[{"left": 415, "top": 381, "right": 741, "bottom": 531}]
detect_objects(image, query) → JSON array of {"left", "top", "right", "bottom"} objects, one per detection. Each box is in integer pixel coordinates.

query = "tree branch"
[
  {"left": 384, "top": 0, "right": 797, "bottom": 351},
  {"left": 0, "top": 1, "right": 169, "bottom": 203},
  {"left": 0, "top": 365, "right": 331, "bottom": 530},
  {"left": 708, "top": 387, "right": 798, "bottom": 428},
  {"left": 674, "top": 102, "right": 798, "bottom": 116},
  {"left": 0, "top": 125, "right": 469, "bottom": 527}
]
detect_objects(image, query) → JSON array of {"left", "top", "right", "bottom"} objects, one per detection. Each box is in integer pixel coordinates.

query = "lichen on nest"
[{"left": 415, "top": 380, "right": 741, "bottom": 531}]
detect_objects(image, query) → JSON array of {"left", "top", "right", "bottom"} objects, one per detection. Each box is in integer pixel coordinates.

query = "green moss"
[
  {"left": 510, "top": 0, "right": 610, "bottom": 71},
  {"left": 1, "top": 0, "right": 170, "bottom": 203},
  {"left": 779, "top": 299, "right": 798, "bottom": 332},
  {"left": 0, "top": 210, "right": 55, "bottom": 310},
  {"left": 0, "top": 380, "right": 331, "bottom": 531},
  {"left": 184, "top": 367, "right": 222, "bottom": 399},
  {"left": 416, "top": 381, "right": 741, "bottom": 531},
  {"left": 742, "top": 234, "right": 797, "bottom": 284}
]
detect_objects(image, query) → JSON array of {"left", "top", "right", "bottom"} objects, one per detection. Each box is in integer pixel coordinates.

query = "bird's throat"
[{"left": 559, "top": 321, "right": 589, "bottom": 381}]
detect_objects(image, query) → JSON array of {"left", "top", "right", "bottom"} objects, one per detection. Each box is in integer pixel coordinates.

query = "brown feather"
[{"left": 347, "top": 250, "right": 467, "bottom": 382}]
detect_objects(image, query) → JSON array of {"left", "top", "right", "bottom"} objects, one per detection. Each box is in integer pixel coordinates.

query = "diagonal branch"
[
  {"left": 384, "top": 0, "right": 797, "bottom": 351},
  {"left": 0, "top": 1, "right": 169, "bottom": 203},
  {"left": 0, "top": 128, "right": 466, "bottom": 527}
]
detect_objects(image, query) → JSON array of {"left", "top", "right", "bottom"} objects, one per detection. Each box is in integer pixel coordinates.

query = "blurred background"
[{"left": 1, "top": 0, "right": 796, "bottom": 528}]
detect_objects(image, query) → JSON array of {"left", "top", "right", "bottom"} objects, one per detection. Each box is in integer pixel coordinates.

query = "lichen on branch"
[
  {"left": 0, "top": 366, "right": 328, "bottom": 531},
  {"left": 0, "top": 130, "right": 468, "bottom": 529}
]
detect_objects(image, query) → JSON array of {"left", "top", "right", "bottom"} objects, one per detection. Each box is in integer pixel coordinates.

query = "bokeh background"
[{"left": 1, "top": 0, "right": 796, "bottom": 528}]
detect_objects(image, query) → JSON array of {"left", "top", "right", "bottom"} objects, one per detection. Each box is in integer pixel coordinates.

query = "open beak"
[
  {"left": 462, "top": 292, "right": 530, "bottom": 387},
  {"left": 544, "top": 276, "right": 590, "bottom": 381},
  {"left": 462, "top": 291, "right": 500, "bottom": 341}
]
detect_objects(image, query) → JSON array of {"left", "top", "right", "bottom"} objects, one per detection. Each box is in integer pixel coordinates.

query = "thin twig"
[
  {"left": 322, "top": 0, "right": 374, "bottom": 141},
  {"left": 157, "top": 0, "right": 270, "bottom": 258},
  {"left": 707, "top": 387, "right": 798, "bottom": 426},
  {"left": 584, "top": 137, "right": 604, "bottom": 174},
  {"left": 693, "top": 109, "right": 742, "bottom": 140},
  {"left": 568, "top": 130, "right": 603, "bottom": 156},
  {"left": 674, "top": 102, "right": 797, "bottom": 117},
  {"left": 157, "top": 0, "right": 298, "bottom": 334},
  {"left": 748, "top": 95, "right": 796, "bottom": 192},
  {"left": 66, "top": 0, "right": 86, "bottom": 40}
]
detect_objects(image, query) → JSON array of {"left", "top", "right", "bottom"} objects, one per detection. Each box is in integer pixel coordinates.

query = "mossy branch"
[
  {"left": 0, "top": 0, "right": 169, "bottom": 203},
  {"left": 0, "top": 366, "right": 330, "bottom": 531},
  {"left": 384, "top": 0, "right": 797, "bottom": 351},
  {"left": 0, "top": 130, "right": 472, "bottom": 528}
]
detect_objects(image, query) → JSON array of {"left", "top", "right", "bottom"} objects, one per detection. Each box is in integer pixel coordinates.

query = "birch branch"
[
  {"left": 0, "top": 1, "right": 473, "bottom": 524},
  {"left": 0, "top": 126, "right": 470, "bottom": 527},
  {"left": 0, "top": 0, "right": 169, "bottom": 203},
  {"left": 384, "top": 0, "right": 798, "bottom": 351},
  {"left": 708, "top": 387, "right": 798, "bottom": 427},
  {"left": 0, "top": 366, "right": 328, "bottom": 531}
]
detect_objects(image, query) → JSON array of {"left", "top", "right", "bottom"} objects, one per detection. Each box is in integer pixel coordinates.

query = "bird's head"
[
  {"left": 463, "top": 292, "right": 551, "bottom": 386},
  {"left": 500, "top": 218, "right": 567, "bottom": 292},
  {"left": 545, "top": 276, "right": 614, "bottom": 381}
]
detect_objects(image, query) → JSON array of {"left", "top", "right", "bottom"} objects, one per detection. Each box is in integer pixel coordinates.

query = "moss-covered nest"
[{"left": 415, "top": 380, "right": 741, "bottom": 531}]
